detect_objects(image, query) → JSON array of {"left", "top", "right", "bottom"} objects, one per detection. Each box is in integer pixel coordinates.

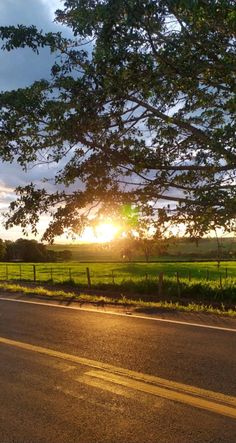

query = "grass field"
[
  {"left": 0, "top": 261, "right": 236, "bottom": 303},
  {"left": 0, "top": 261, "right": 235, "bottom": 283}
]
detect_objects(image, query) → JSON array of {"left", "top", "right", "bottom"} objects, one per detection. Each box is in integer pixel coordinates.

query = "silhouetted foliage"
[
  {"left": 0, "top": 239, "right": 6, "bottom": 261},
  {"left": 0, "top": 0, "right": 235, "bottom": 240},
  {"left": 1, "top": 238, "right": 73, "bottom": 262}
]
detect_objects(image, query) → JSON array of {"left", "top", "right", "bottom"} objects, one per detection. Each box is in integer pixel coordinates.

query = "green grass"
[
  {"left": 0, "top": 261, "right": 236, "bottom": 303},
  {"left": 0, "top": 260, "right": 235, "bottom": 283},
  {"left": 0, "top": 282, "right": 235, "bottom": 317}
]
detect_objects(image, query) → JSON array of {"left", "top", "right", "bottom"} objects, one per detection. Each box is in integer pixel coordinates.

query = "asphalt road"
[{"left": 0, "top": 296, "right": 235, "bottom": 443}]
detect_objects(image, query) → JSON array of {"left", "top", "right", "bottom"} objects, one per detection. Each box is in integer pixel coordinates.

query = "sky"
[
  {"left": 0, "top": 1, "right": 230, "bottom": 243},
  {"left": 0, "top": 0, "right": 69, "bottom": 241}
]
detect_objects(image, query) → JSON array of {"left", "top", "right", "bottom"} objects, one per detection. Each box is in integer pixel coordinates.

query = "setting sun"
[
  {"left": 95, "top": 223, "right": 119, "bottom": 243},
  {"left": 79, "top": 223, "right": 119, "bottom": 243}
]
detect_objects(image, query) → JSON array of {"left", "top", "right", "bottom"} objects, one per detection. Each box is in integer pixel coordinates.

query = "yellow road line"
[
  {"left": 84, "top": 370, "right": 236, "bottom": 419},
  {"left": 77, "top": 374, "right": 137, "bottom": 400},
  {"left": 0, "top": 335, "right": 235, "bottom": 419}
]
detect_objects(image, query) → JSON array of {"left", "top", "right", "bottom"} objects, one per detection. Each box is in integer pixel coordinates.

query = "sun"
[
  {"left": 79, "top": 222, "right": 119, "bottom": 243},
  {"left": 95, "top": 223, "right": 119, "bottom": 243}
]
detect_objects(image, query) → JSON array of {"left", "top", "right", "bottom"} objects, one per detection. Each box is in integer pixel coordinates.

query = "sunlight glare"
[
  {"left": 95, "top": 223, "right": 119, "bottom": 243},
  {"left": 79, "top": 223, "right": 119, "bottom": 243}
]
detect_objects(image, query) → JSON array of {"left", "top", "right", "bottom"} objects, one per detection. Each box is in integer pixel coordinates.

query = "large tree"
[{"left": 0, "top": 0, "right": 235, "bottom": 241}]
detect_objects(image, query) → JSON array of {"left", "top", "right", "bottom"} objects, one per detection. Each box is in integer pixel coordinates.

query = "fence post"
[
  {"left": 158, "top": 272, "right": 163, "bottom": 297},
  {"left": 6, "top": 265, "right": 8, "bottom": 281},
  {"left": 86, "top": 267, "right": 91, "bottom": 289},
  {"left": 111, "top": 270, "right": 115, "bottom": 285},
  {"left": 176, "top": 271, "right": 181, "bottom": 297},
  {"left": 33, "top": 265, "right": 36, "bottom": 282},
  {"left": 19, "top": 265, "right": 22, "bottom": 281}
]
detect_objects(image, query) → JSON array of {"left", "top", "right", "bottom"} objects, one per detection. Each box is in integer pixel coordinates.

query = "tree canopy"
[
  {"left": 0, "top": 0, "right": 235, "bottom": 241},
  {"left": 1, "top": 238, "right": 72, "bottom": 262}
]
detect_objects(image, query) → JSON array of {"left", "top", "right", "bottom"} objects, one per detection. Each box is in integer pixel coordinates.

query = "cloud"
[
  {"left": 0, "top": 0, "right": 69, "bottom": 240},
  {"left": 0, "top": 0, "right": 69, "bottom": 91}
]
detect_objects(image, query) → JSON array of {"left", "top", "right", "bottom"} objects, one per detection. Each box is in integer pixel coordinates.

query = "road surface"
[{"left": 0, "top": 295, "right": 235, "bottom": 442}]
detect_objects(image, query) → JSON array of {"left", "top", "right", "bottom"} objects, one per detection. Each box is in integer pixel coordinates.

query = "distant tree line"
[
  {"left": 119, "top": 237, "right": 169, "bottom": 263},
  {"left": 0, "top": 239, "right": 72, "bottom": 262},
  {"left": 0, "top": 237, "right": 235, "bottom": 263},
  {"left": 110, "top": 237, "right": 236, "bottom": 262}
]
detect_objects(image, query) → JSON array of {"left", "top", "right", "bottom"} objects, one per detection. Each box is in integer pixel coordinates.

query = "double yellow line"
[{"left": 0, "top": 335, "right": 235, "bottom": 419}]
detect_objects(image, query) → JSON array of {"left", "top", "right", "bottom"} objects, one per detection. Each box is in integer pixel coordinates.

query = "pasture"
[
  {"left": 0, "top": 261, "right": 236, "bottom": 285},
  {"left": 0, "top": 261, "right": 236, "bottom": 304}
]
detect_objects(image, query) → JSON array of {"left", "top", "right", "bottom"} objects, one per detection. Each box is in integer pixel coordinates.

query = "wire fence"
[{"left": 0, "top": 263, "right": 235, "bottom": 291}]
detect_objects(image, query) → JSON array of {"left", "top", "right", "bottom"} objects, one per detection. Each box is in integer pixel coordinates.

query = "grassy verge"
[
  {"left": 70, "top": 276, "right": 236, "bottom": 302},
  {"left": 0, "top": 282, "right": 235, "bottom": 318}
]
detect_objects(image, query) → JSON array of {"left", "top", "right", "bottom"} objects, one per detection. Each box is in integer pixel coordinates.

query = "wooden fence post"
[
  {"left": 86, "top": 267, "right": 91, "bottom": 289},
  {"left": 158, "top": 272, "right": 163, "bottom": 297},
  {"left": 33, "top": 265, "right": 36, "bottom": 282}
]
